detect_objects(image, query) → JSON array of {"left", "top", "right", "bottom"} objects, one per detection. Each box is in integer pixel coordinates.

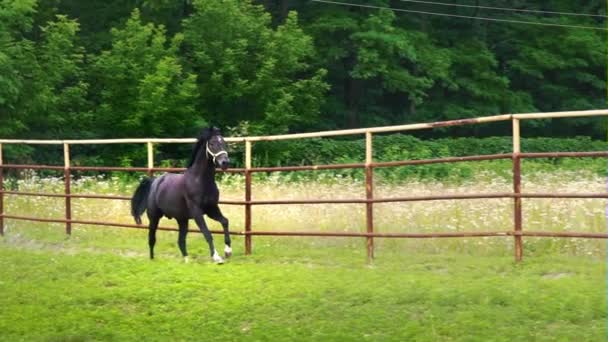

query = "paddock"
[{"left": 1, "top": 109, "right": 607, "bottom": 262}]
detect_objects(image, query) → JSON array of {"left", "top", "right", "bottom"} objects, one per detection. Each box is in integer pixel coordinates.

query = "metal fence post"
[
  {"left": 512, "top": 118, "right": 523, "bottom": 261},
  {"left": 64, "top": 143, "right": 72, "bottom": 235},
  {"left": 245, "top": 140, "right": 252, "bottom": 255},
  {"left": 0, "top": 143, "right": 4, "bottom": 236},
  {"left": 147, "top": 142, "right": 154, "bottom": 177},
  {"left": 365, "top": 132, "right": 374, "bottom": 261}
]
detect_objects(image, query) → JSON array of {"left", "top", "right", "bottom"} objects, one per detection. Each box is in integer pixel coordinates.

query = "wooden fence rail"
[{"left": 0, "top": 109, "right": 607, "bottom": 261}]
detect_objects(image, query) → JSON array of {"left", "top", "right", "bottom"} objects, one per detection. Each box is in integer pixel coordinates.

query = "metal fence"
[{"left": 1, "top": 109, "right": 607, "bottom": 261}]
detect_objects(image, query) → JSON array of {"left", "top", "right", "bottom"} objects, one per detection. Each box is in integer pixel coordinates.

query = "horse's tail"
[{"left": 131, "top": 177, "right": 154, "bottom": 225}]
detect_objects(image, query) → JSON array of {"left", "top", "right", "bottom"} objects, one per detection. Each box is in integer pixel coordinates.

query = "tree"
[
  {"left": 27, "top": 15, "right": 90, "bottom": 138},
  {"left": 306, "top": 5, "right": 451, "bottom": 128},
  {"left": 92, "top": 9, "right": 199, "bottom": 138},
  {"left": 417, "top": 41, "right": 530, "bottom": 121},
  {"left": 183, "top": 0, "right": 328, "bottom": 134},
  {"left": 494, "top": 15, "right": 606, "bottom": 137},
  {"left": 0, "top": 0, "right": 89, "bottom": 139},
  {"left": 350, "top": 10, "right": 451, "bottom": 123},
  {"left": 2, "top": 0, "right": 605, "bottom": 145},
  {"left": 0, "top": 0, "right": 37, "bottom": 137}
]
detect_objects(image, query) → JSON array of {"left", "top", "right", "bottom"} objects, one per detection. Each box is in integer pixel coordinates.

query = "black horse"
[{"left": 130, "top": 127, "right": 231, "bottom": 264}]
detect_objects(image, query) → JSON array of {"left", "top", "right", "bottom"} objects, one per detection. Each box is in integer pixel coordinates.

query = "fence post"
[
  {"left": 365, "top": 131, "right": 374, "bottom": 261},
  {"left": 245, "top": 140, "right": 252, "bottom": 255},
  {"left": 0, "top": 143, "right": 3, "bottom": 236},
  {"left": 512, "top": 118, "right": 522, "bottom": 261},
  {"left": 64, "top": 143, "right": 72, "bottom": 235},
  {"left": 147, "top": 142, "right": 154, "bottom": 177}
]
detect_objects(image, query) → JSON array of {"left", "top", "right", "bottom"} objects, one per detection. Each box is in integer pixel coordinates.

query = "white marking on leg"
[
  {"left": 212, "top": 250, "right": 224, "bottom": 264},
  {"left": 224, "top": 245, "right": 232, "bottom": 258},
  {"left": 184, "top": 256, "right": 189, "bottom": 264}
]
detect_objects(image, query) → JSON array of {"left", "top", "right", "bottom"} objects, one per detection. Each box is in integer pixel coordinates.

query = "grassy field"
[
  {"left": 3, "top": 169, "right": 606, "bottom": 256},
  {"left": 0, "top": 236, "right": 606, "bottom": 341},
  {"left": 0, "top": 170, "right": 606, "bottom": 340}
]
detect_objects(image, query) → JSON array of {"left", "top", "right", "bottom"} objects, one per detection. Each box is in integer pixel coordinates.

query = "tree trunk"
[
  {"left": 407, "top": 101, "right": 416, "bottom": 122},
  {"left": 279, "top": 0, "right": 289, "bottom": 21},
  {"left": 183, "top": 0, "right": 193, "bottom": 18},
  {"left": 345, "top": 77, "right": 362, "bottom": 128}
]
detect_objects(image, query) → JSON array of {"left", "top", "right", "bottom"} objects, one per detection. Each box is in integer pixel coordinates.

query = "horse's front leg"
[
  {"left": 189, "top": 205, "right": 223, "bottom": 264},
  {"left": 206, "top": 205, "right": 231, "bottom": 258}
]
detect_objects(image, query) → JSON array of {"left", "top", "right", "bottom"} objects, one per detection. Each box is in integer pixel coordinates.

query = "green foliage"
[
  {"left": 351, "top": 10, "right": 451, "bottom": 105},
  {"left": 0, "top": 1, "right": 89, "bottom": 140},
  {"left": 93, "top": 9, "right": 199, "bottom": 138},
  {"left": 0, "top": 0, "right": 37, "bottom": 136},
  {"left": 417, "top": 40, "right": 529, "bottom": 122},
  {"left": 183, "top": 0, "right": 328, "bottom": 134},
  {"left": 29, "top": 15, "right": 89, "bottom": 138},
  {"left": 252, "top": 135, "right": 608, "bottom": 164},
  {"left": 250, "top": 135, "right": 608, "bottom": 181},
  {"left": 0, "top": 0, "right": 605, "bottom": 166},
  {"left": 500, "top": 17, "right": 606, "bottom": 136}
]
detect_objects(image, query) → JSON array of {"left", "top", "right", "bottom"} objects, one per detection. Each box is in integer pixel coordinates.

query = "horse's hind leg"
[
  {"left": 206, "top": 205, "right": 231, "bottom": 258},
  {"left": 177, "top": 219, "right": 189, "bottom": 263},
  {"left": 148, "top": 214, "right": 160, "bottom": 259}
]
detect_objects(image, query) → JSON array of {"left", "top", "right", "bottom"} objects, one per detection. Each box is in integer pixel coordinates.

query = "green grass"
[
  {"left": 1, "top": 171, "right": 606, "bottom": 340},
  {"left": 0, "top": 233, "right": 606, "bottom": 341}
]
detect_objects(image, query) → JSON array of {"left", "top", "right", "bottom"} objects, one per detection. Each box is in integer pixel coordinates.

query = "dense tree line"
[{"left": 0, "top": 0, "right": 605, "bottom": 165}]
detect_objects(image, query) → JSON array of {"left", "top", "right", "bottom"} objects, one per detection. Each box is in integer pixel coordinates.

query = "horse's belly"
[
  {"left": 154, "top": 178, "right": 190, "bottom": 220},
  {"left": 157, "top": 196, "right": 190, "bottom": 220}
]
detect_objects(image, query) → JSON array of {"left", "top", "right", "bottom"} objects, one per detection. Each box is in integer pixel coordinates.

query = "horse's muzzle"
[{"left": 219, "top": 159, "right": 230, "bottom": 171}]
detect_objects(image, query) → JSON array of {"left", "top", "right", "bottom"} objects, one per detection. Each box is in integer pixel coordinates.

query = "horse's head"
[{"left": 201, "top": 127, "right": 231, "bottom": 171}]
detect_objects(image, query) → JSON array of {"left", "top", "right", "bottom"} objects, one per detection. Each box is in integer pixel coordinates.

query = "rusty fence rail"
[{"left": 1, "top": 109, "right": 607, "bottom": 261}]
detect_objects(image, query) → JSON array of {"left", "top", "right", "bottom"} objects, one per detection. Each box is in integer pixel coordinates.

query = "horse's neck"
[{"left": 188, "top": 145, "right": 215, "bottom": 182}]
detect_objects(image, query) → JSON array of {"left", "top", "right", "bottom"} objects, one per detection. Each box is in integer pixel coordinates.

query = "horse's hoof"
[
  {"left": 224, "top": 246, "right": 232, "bottom": 258},
  {"left": 183, "top": 256, "right": 189, "bottom": 264},
  {"left": 212, "top": 251, "right": 224, "bottom": 264}
]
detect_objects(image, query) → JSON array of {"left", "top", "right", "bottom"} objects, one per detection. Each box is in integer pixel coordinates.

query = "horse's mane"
[{"left": 187, "top": 127, "right": 219, "bottom": 168}]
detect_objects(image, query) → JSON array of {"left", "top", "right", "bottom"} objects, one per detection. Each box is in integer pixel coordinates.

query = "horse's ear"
[
  {"left": 212, "top": 126, "right": 222, "bottom": 135},
  {"left": 198, "top": 127, "right": 212, "bottom": 141}
]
